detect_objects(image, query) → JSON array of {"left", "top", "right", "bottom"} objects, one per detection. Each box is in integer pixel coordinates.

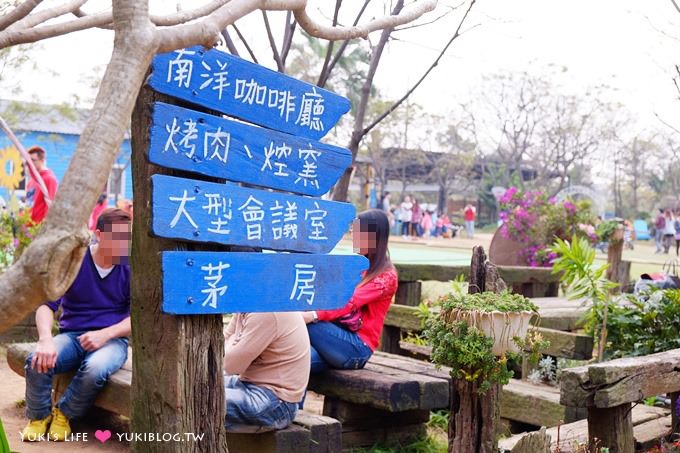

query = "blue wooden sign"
[
  {"left": 151, "top": 174, "right": 355, "bottom": 253},
  {"left": 162, "top": 251, "right": 368, "bottom": 314},
  {"left": 149, "top": 46, "right": 351, "bottom": 140},
  {"left": 148, "top": 102, "right": 352, "bottom": 197}
]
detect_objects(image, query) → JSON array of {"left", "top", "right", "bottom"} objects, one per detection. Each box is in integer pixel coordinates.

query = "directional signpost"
[
  {"left": 145, "top": 46, "right": 366, "bottom": 315},
  {"left": 149, "top": 46, "right": 351, "bottom": 140},
  {"left": 162, "top": 252, "right": 367, "bottom": 315},
  {"left": 149, "top": 102, "right": 352, "bottom": 196},
  {"left": 151, "top": 174, "right": 356, "bottom": 253}
]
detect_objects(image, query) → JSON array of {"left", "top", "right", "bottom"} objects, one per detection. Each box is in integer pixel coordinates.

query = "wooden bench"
[
  {"left": 380, "top": 303, "right": 592, "bottom": 429},
  {"left": 307, "top": 350, "right": 450, "bottom": 449},
  {"left": 5, "top": 343, "right": 341, "bottom": 453},
  {"left": 557, "top": 348, "right": 680, "bottom": 452}
]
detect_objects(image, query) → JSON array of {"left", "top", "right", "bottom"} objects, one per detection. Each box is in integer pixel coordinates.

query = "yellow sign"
[{"left": 0, "top": 145, "right": 23, "bottom": 190}]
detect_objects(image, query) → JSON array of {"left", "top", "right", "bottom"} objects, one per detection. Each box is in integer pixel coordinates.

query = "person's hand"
[
  {"left": 302, "top": 311, "right": 317, "bottom": 324},
  {"left": 78, "top": 329, "right": 112, "bottom": 352},
  {"left": 31, "top": 338, "right": 57, "bottom": 373}
]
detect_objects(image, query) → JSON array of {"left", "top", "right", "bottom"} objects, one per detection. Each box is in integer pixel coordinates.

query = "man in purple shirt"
[{"left": 21, "top": 208, "right": 131, "bottom": 442}]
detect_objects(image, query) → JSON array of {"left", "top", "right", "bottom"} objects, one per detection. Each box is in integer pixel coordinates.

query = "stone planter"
[{"left": 445, "top": 309, "right": 534, "bottom": 355}]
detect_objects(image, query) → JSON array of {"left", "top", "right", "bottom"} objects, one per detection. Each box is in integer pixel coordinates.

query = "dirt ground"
[{"left": 0, "top": 345, "right": 323, "bottom": 452}]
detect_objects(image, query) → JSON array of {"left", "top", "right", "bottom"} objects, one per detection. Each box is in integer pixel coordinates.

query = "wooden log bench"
[
  {"left": 307, "top": 350, "right": 450, "bottom": 449},
  {"left": 5, "top": 343, "right": 341, "bottom": 453},
  {"left": 557, "top": 348, "right": 680, "bottom": 453},
  {"left": 380, "top": 303, "right": 592, "bottom": 428},
  {"left": 498, "top": 404, "right": 670, "bottom": 452}
]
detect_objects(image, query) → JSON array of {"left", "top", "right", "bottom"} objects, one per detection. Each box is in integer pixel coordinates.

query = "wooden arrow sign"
[
  {"left": 161, "top": 251, "right": 368, "bottom": 314},
  {"left": 148, "top": 102, "right": 351, "bottom": 196},
  {"left": 151, "top": 174, "right": 355, "bottom": 253},
  {"left": 149, "top": 46, "right": 351, "bottom": 140}
]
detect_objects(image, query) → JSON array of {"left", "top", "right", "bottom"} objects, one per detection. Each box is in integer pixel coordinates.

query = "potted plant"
[{"left": 425, "top": 290, "right": 546, "bottom": 393}]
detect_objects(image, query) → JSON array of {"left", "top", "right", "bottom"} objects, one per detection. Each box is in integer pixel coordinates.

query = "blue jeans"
[
  {"left": 307, "top": 322, "right": 373, "bottom": 373},
  {"left": 24, "top": 331, "right": 128, "bottom": 420},
  {"left": 224, "top": 375, "right": 298, "bottom": 432}
]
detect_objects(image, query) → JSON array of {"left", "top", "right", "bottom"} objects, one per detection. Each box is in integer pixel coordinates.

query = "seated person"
[
  {"left": 304, "top": 209, "right": 398, "bottom": 372},
  {"left": 224, "top": 312, "right": 310, "bottom": 432},
  {"left": 21, "top": 208, "right": 131, "bottom": 442}
]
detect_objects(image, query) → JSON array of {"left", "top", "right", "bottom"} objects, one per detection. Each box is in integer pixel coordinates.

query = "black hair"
[{"left": 357, "top": 209, "right": 395, "bottom": 286}]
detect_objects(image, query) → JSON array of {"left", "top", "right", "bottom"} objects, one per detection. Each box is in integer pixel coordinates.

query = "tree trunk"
[
  {"left": 331, "top": 0, "right": 404, "bottom": 202},
  {"left": 448, "top": 245, "right": 502, "bottom": 453},
  {"left": 0, "top": 2, "right": 157, "bottom": 335},
  {"left": 449, "top": 379, "right": 500, "bottom": 453},
  {"left": 130, "top": 83, "right": 228, "bottom": 453}
]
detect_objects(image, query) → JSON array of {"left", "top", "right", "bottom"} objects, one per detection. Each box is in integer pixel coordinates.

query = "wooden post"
[
  {"left": 606, "top": 225, "right": 625, "bottom": 293},
  {"left": 395, "top": 281, "right": 422, "bottom": 306},
  {"left": 129, "top": 83, "right": 228, "bottom": 452},
  {"left": 587, "top": 404, "right": 634, "bottom": 453},
  {"left": 671, "top": 392, "right": 680, "bottom": 437},
  {"left": 448, "top": 246, "right": 503, "bottom": 453}
]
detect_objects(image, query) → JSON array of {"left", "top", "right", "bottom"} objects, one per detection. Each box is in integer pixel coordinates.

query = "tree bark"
[
  {"left": 449, "top": 378, "right": 500, "bottom": 453},
  {"left": 448, "top": 245, "right": 502, "bottom": 453},
  {"left": 130, "top": 83, "right": 228, "bottom": 453},
  {"left": 0, "top": 0, "right": 156, "bottom": 335},
  {"left": 331, "top": 0, "right": 404, "bottom": 202}
]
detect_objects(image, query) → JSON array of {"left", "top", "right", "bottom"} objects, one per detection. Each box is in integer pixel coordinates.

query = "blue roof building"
[{"left": 0, "top": 99, "right": 132, "bottom": 205}]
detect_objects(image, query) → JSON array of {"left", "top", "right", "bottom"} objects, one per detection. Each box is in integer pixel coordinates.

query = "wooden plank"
[
  {"left": 502, "top": 379, "right": 586, "bottom": 427},
  {"left": 362, "top": 362, "right": 449, "bottom": 410},
  {"left": 391, "top": 264, "right": 561, "bottom": 284},
  {"left": 340, "top": 424, "right": 427, "bottom": 450},
  {"left": 151, "top": 174, "right": 356, "bottom": 253},
  {"left": 308, "top": 368, "right": 425, "bottom": 412},
  {"left": 226, "top": 424, "right": 311, "bottom": 453},
  {"left": 322, "top": 397, "right": 430, "bottom": 429},
  {"left": 162, "top": 251, "right": 367, "bottom": 314},
  {"left": 499, "top": 405, "right": 669, "bottom": 452},
  {"left": 149, "top": 47, "right": 351, "bottom": 140},
  {"left": 291, "top": 412, "right": 342, "bottom": 453},
  {"left": 385, "top": 304, "right": 593, "bottom": 360},
  {"left": 393, "top": 263, "right": 468, "bottom": 282},
  {"left": 384, "top": 304, "right": 423, "bottom": 331},
  {"left": 561, "top": 348, "right": 680, "bottom": 408},
  {"left": 633, "top": 415, "right": 672, "bottom": 451},
  {"left": 149, "top": 102, "right": 352, "bottom": 197}
]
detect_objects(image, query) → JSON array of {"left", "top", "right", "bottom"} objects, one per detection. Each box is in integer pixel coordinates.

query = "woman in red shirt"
[{"left": 304, "top": 209, "right": 398, "bottom": 372}]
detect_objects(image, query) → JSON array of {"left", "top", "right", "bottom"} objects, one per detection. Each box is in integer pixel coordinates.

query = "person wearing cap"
[{"left": 26, "top": 146, "right": 58, "bottom": 224}]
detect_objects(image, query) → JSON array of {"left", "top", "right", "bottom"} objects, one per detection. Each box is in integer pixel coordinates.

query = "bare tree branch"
[
  {"left": 319, "top": 0, "right": 371, "bottom": 88},
  {"left": 7, "top": 0, "right": 86, "bottom": 31},
  {"left": 231, "top": 23, "right": 259, "bottom": 63},
  {"left": 262, "top": 10, "right": 284, "bottom": 71},
  {"left": 0, "top": 0, "right": 42, "bottom": 32},
  {"left": 394, "top": 1, "right": 460, "bottom": 32},
  {"left": 0, "top": 11, "right": 112, "bottom": 48},
  {"left": 220, "top": 28, "right": 240, "bottom": 56},
  {"left": 364, "top": 0, "right": 477, "bottom": 136},
  {"left": 151, "top": 0, "right": 231, "bottom": 26},
  {"left": 156, "top": 0, "right": 305, "bottom": 53},
  {"left": 295, "top": 0, "right": 436, "bottom": 40},
  {"left": 655, "top": 111, "right": 680, "bottom": 135},
  {"left": 317, "top": 0, "right": 342, "bottom": 86},
  {"left": 670, "top": 0, "right": 680, "bottom": 14},
  {"left": 280, "top": 10, "right": 296, "bottom": 67}
]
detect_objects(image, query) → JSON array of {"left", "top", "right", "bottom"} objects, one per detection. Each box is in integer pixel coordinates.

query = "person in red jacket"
[
  {"left": 25, "top": 146, "right": 58, "bottom": 224},
  {"left": 303, "top": 209, "right": 398, "bottom": 372}
]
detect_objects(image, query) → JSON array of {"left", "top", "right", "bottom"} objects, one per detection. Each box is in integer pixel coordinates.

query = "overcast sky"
[{"left": 7, "top": 0, "right": 680, "bottom": 136}]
